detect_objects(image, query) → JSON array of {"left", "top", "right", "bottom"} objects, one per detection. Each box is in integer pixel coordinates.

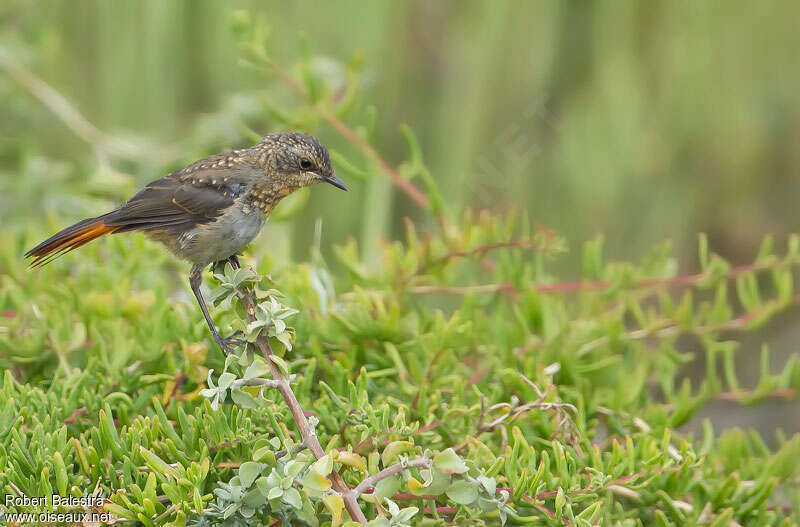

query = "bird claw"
[{"left": 215, "top": 331, "right": 246, "bottom": 354}]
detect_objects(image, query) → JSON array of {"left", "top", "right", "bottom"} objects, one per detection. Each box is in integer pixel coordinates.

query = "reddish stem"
[{"left": 230, "top": 260, "right": 368, "bottom": 525}]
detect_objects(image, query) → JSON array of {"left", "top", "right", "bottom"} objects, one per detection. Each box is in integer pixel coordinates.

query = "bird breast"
[{"left": 175, "top": 204, "right": 267, "bottom": 266}]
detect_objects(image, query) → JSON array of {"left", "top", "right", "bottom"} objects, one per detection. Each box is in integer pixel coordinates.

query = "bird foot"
[{"left": 214, "top": 330, "right": 246, "bottom": 355}]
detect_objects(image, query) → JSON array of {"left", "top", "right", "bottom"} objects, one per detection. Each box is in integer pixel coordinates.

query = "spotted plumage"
[{"left": 26, "top": 132, "right": 347, "bottom": 353}]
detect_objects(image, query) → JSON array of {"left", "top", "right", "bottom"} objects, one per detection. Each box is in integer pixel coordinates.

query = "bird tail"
[{"left": 25, "top": 215, "right": 121, "bottom": 268}]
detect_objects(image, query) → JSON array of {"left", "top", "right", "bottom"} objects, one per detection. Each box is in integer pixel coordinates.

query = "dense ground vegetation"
[
  {"left": 3, "top": 210, "right": 800, "bottom": 525},
  {"left": 2, "top": 5, "right": 800, "bottom": 526}
]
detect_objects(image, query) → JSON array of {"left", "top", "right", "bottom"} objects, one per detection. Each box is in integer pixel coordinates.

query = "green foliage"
[
  {"left": 3, "top": 208, "right": 800, "bottom": 524},
  {"left": 2, "top": 6, "right": 800, "bottom": 526}
]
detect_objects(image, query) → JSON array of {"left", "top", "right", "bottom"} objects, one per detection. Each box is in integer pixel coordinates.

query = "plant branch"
[
  {"left": 532, "top": 257, "right": 800, "bottom": 294},
  {"left": 411, "top": 283, "right": 516, "bottom": 296},
  {"left": 413, "top": 239, "right": 540, "bottom": 276},
  {"left": 575, "top": 293, "right": 800, "bottom": 357},
  {"left": 352, "top": 458, "right": 431, "bottom": 498},
  {"left": 410, "top": 254, "right": 800, "bottom": 296},
  {"left": 275, "top": 440, "right": 310, "bottom": 461},
  {"left": 0, "top": 50, "right": 178, "bottom": 163},
  {"left": 716, "top": 387, "right": 796, "bottom": 401},
  {"left": 229, "top": 260, "right": 368, "bottom": 525},
  {"left": 455, "top": 375, "right": 581, "bottom": 456},
  {"left": 318, "top": 106, "right": 431, "bottom": 210}
]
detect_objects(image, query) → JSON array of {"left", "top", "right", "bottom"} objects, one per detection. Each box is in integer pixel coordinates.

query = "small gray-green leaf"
[
  {"left": 282, "top": 487, "right": 302, "bottom": 509},
  {"left": 433, "top": 448, "right": 469, "bottom": 475},
  {"left": 270, "top": 355, "right": 290, "bottom": 377},
  {"left": 267, "top": 486, "right": 283, "bottom": 500},
  {"left": 373, "top": 475, "right": 401, "bottom": 501},
  {"left": 312, "top": 454, "right": 333, "bottom": 476},
  {"left": 239, "top": 461, "right": 261, "bottom": 488},
  {"left": 244, "top": 357, "right": 271, "bottom": 380},
  {"left": 446, "top": 480, "right": 479, "bottom": 505},
  {"left": 199, "top": 388, "right": 217, "bottom": 399},
  {"left": 477, "top": 475, "right": 497, "bottom": 495},
  {"left": 218, "top": 372, "right": 236, "bottom": 391},
  {"left": 395, "top": 506, "right": 419, "bottom": 523},
  {"left": 275, "top": 331, "right": 293, "bottom": 351},
  {"left": 231, "top": 388, "right": 260, "bottom": 409},
  {"left": 255, "top": 476, "right": 270, "bottom": 497},
  {"left": 385, "top": 497, "right": 400, "bottom": 516},
  {"left": 246, "top": 320, "right": 267, "bottom": 336},
  {"left": 284, "top": 460, "right": 306, "bottom": 479}
]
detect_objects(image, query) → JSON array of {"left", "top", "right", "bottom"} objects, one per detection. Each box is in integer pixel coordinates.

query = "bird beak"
[{"left": 324, "top": 172, "right": 349, "bottom": 191}]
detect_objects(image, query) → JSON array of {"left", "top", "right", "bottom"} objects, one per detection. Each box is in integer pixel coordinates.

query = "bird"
[{"left": 25, "top": 132, "right": 347, "bottom": 353}]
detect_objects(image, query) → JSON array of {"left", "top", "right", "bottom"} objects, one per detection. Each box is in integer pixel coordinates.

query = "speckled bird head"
[{"left": 254, "top": 132, "right": 347, "bottom": 191}]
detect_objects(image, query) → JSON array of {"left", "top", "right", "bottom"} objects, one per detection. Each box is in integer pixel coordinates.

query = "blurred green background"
[{"left": 3, "top": 0, "right": 800, "bottom": 268}]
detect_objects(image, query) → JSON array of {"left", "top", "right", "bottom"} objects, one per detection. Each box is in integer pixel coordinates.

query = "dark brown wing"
[{"left": 104, "top": 166, "right": 252, "bottom": 234}]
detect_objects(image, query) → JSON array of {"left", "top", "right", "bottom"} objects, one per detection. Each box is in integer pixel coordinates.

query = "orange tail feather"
[{"left": 26, "top": 217, "right": 121, "bottom": 268}]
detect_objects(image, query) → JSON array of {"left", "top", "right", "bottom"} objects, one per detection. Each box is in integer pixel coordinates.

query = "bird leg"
[
  {"left": 227, "top": 254, "right": 241, "bottom": 270},
  {"left": 211, "top": 255, "right": 241, "bottom": 275},
  {"left": 189, "top": 264, "right": 243, "bottom": 354}
]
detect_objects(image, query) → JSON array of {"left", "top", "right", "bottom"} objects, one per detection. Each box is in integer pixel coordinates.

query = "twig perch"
[
  {"left": 352, "top": 458, "right": 431, "bottom": 498},
  {"left": 229, "top": 259, "right": 369, "bottom": 525}
]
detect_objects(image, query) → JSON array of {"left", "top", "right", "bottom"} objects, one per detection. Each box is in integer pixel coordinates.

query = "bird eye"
[{"left": 300, "top": 158, "right": 313, "bottom": 170}]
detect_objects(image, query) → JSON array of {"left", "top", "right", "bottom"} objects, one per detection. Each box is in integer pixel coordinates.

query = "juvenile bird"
[{"left": 26, "top": 132, "right": 347, "bottom": 353}]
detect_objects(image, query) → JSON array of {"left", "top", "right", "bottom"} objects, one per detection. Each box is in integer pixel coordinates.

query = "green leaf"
[
  {"left": 446, "top": 480, "right": 479, "bottom": 505},
  {"left": 199, "top": 387, "right": 218, "bottom": 399},
  {"left": 284, "top": 459, "right": 306, "bottom": 478},
  {"left": 385, "top": 497, "right": 400, "bottom": 516},
  {"left": 139, "top": 447, "right": 179, "bottom": 480},
  {"left": 370, "top": 475, "right": 400, "bottom": 502},
  {"left": 253, "top": 446, "right": 276, "bottom": 464},
  {"left": 381, "top": 440, "right": 414, "bottom": 467},
  {"left": 244, "top": 357, "right": 271, "bottom": 380},
  {"left": 231, "top": 388, "right": 260, "bottom": 408},
  {"left": 300, "top": 468, "right": 332, "bottom": 495},
  {"left": 240, "top": 504, "right": 256, "bottom": 518},
  {"left": 209, "top": 285, "right": 235, "bottom": 305},
  {"left": 255, "top": 476, "right": 271, "bottom": 497},
  {"left": 410, "top": 468, "right": 450, "bottom": 496},
  {"left": 395, "top": 506, "right": 419, "bottom": 523},
  {"left": 275, "top": 330, "right": 294, "bottom": 351},
  {"left": 323, "top": 493, "right": 345, "bottom": 527},
  {"left": 336, "top": 451, "right": 367, "bottom": 472},
  {"left": 239, "top": 461, "right": 262, "bottom": 488},
  {"left": 282, "top": 487, "right": 302, "bottom": 509},
  {"left": 218, "top": 372, "right": 236, "bottom": 391},
  {"left": 312, "top": 454, "right": 333, "bottom": 476},
  {"left": 433, "top": 448, "right": 469, "bottom": 475},
  {"left": 555, "top": 487, "right": 566, "bottom": 517},
  {"left": 53, "top": 451, "right": 68, "bottom": 496},
  {"left": 270, "top": 355, "right": 291, "bottom": 378},
  {"left": 476, "top": 474, "right": 496, "bottom": 495},
  {"left": 99, "top": 407, "right": 124, "bottom": 460}
]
